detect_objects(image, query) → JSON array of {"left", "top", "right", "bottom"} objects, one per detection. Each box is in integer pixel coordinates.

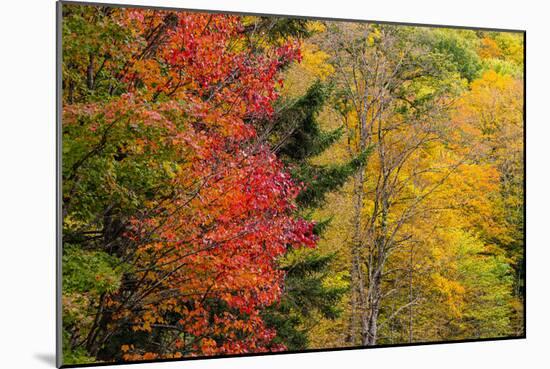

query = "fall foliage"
[{"left": 60, "top": 3, "right": 524, "bottom": 365}]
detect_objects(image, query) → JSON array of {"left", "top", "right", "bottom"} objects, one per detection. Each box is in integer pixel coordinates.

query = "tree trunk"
[
  {"left": 347, "top": 167, "right": 366, "bottom": 345},
  {"left": 361, "top": 150, "right": 389, "bottom": 346},
  {"left": 362, "top": 269, "right": 382, "bottom": 346},
  {"left": 409, "top": 243, "right": 414, "bottom": 343},
  {"left": 87, "top": 54, "right": 95, "bottom": 90}
]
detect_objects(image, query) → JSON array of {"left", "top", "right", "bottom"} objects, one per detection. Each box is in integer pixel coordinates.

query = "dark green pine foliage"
[
  {"left": 272, "top": 80, "right": 371, "bottom": 208},
  {"left": 262, "top": 81, "right": 369, "bottom": 350},
  {"left": 244, "top": 17, "right": 312, "bottom": 42},
  {"left": 263, "top": 252, "right": 345, "bottom": 350}
]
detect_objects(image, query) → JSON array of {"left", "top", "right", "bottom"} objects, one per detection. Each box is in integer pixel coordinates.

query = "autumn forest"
[{"left": 60, "top": 3, "right": 525, "bottom": 365}]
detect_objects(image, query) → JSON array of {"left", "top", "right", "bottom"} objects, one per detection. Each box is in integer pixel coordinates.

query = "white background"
[{"left": 0, "top": 0, "right": 547, "bottom": 368}]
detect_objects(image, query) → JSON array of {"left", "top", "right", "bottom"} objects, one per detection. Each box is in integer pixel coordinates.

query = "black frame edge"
[
  {"left": 58, "top": 0, "right": 525, "bottom": 33},
  {"left": 59, "top": 335, "right": 526, "bottom": 368},
  {"left": 56, "top": 1, "right": 64, "bottom": 368}
]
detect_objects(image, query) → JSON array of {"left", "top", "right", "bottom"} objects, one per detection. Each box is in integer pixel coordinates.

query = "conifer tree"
[{"left": 261, "top": 81, "right": 370, "bottom": 349}]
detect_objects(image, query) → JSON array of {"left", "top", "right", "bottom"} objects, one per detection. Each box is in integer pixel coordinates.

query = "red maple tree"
[{"left": 63, "top": 9, "right": 314, "bottom": 360}]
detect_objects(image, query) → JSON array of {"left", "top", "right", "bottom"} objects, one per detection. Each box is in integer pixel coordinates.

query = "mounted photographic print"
[{"left": 57, "top": 1, "right": 525, "bottom": 367}]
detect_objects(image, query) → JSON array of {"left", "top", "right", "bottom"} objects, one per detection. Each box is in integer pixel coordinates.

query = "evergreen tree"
[{"left": 261, "top": 81, "right": 370, "bottom": 350}]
